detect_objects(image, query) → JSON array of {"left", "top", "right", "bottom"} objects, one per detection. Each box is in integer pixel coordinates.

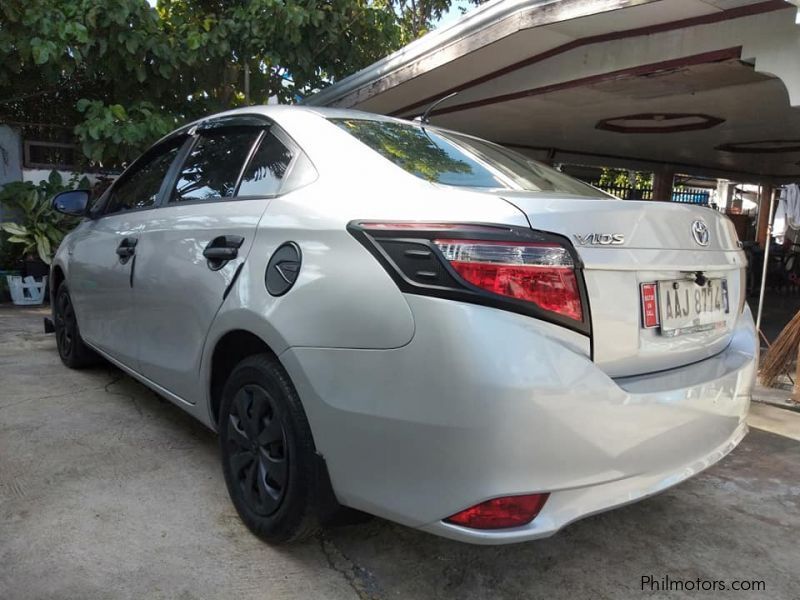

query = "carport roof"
[{"left": 306, "top": 0, "right": 800, "bottom": 182}]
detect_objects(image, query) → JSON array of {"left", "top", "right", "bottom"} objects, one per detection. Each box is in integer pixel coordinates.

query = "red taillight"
[
  {"left": 445, "top": 493, "right": 549, "bottom": 529},
  {"left": 435, "top": 239, "right": 583, "bottom": 321},
  {"left": 349, "top": 221, "right": 589, "bottom": 333}
]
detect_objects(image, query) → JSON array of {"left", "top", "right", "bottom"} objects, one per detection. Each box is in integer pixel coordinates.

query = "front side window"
[
  {"left": 171, "top": 130, "right": 260, "bottom": 203},
  {"left": 105, "top": 142, "right": 181, "bottom": 214},
  {"left": 331, "top": 118, "right": 607, "bottom": 198}
]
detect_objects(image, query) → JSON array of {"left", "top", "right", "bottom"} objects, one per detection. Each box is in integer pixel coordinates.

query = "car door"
[
  {"left": 67, "top": 139, "right": 185, "bottom": 368},
  {"left": 132, "top": 120, "right": 296, "bottom": 403}
]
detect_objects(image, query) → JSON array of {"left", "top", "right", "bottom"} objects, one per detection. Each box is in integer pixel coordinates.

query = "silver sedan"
[{"left": 49, "top": 106, "right": 755, "bottom": 544}]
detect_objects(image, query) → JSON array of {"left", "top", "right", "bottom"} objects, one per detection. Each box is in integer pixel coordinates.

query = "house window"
[{"left": 23, "top": 141, "right": 79, "bottom": 170}]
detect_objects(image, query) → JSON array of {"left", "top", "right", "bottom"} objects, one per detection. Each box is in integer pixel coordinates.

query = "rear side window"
[
  {"left": 105, "top": 143, "right": 181, "bottom": 214},
  {"left": 171, "top": 130, "right": 260, "bottom": 203},
  {"left": 237, "top": 132, "right": 293, "bottom": 197}
]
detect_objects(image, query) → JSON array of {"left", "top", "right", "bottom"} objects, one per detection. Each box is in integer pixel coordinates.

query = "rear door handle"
[
  {"left": 116, "top": 237, "right": 137, "bottom": 261},
  {"left": 203, "top": 235, "right": 245, "bottom": 269}
]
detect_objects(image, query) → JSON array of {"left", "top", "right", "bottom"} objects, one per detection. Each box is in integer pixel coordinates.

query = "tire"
[
  {"left": 219, "top": 354, "right": 321, "bottom": 543},
  {"left": 53, "top": 283, "right": 99, "bottom": 369}
]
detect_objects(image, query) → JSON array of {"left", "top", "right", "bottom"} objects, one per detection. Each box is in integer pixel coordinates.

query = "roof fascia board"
[{"left": 304, "top": 0, "right": 658, "bottom": 107}]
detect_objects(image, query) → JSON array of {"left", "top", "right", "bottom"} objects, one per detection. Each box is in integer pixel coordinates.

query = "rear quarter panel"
[
  {"left": 202, "top": 112, "right": 532, "bottom": 420},
  {"left": 205, "top": 109, "right": 532, "bottom": 347}
]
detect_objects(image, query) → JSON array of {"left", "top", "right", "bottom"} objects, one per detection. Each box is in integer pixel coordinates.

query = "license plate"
[{"left": 652, "top": 278, "right": 729, "bottom": 337}]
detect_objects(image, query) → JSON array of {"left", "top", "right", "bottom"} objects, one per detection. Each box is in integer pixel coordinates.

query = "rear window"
[{"left": 331, "top": 118, "right": 606, "bottom": 197}]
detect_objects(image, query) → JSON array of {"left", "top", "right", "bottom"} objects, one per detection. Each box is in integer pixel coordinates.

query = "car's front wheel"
[
  {"left": 53, "top": 284, "right": 98, "bottom": 369},
  {"left": 219, "top": 354, "right": 321, "bottom": 543}
]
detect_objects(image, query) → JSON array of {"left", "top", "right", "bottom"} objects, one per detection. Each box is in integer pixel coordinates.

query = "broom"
[{"left": 760, "top": 309, "right": 800, "bottom": 388}]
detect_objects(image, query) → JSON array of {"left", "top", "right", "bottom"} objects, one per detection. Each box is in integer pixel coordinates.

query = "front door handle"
[
  {"left": 203, "top": 235, "right": 245, "bottom": 269},
  {"left": 116, "top": 237, "right": 137, "bottom": 262}
]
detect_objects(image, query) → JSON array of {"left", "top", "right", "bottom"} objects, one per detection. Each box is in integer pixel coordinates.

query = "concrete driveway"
[{"left": 1, "top": 306, "right": 799, "bottom": 600}]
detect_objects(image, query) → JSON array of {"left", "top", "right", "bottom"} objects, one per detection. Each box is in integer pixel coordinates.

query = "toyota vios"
[{"left": 49, "top": 106, "right": 755, "bottom": 544}]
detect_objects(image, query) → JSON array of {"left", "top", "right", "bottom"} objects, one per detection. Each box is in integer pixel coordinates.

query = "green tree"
[
  {"left": 598, "top": 168, "right": 653, "bottom": 189},
  {"left": 0, "top": 0, "right": 487, "bottom": 169},
  {"left": 0, "top": 0, "right": 401, "bottom": 167},
  {"left": 382, "top": 0, "right": 487, "bottom": 42}
]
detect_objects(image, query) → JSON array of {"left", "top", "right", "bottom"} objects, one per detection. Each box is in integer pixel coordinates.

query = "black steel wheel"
[
  {"left": 54, "top": 288, "right": 75, "bottom": 358},
  {"left": 53, "top": 284, "right": 98, "bottom": 369},
  {"left": 219, "top": 354, "right": 322, "bottom": 543},
  {"left": 226, "top": 384, "right": 288, "bottom": 516}
]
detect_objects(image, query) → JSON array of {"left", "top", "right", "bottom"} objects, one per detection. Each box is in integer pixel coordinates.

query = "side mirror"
[{"left": 52, "top": 189, "right": 90, "bottom": 217}]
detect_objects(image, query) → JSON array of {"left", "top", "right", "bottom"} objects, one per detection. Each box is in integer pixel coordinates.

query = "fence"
[
  {"left": 590, "top": 182, "right": 711, "bottom": 205},
  {"left": 591, "top": 184, "right": 653, "bottom": 200},
  {"left": 671, "top": 188, "right": 712, "bottom": 205}
]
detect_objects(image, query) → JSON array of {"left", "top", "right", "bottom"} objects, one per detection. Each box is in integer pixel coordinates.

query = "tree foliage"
[
  {"left": 0, "top": 0, "right": 488, "bottom": 168},
  {"left": 0, "top": 0, "right": 405, "bottom": 167},
  {"left": 382, "top": 0, "right": 484, "bottom": 42},
  {"left": 598, "top": 168, "right": 654, "bottom": 189}
]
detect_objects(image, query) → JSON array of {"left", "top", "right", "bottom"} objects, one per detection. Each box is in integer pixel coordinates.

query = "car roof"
[
  {"left": 196, "top": 105, "right": 405, "bottom": 129},
  {"left": 147, "top": 104, "right": 504, "bottom": 176},
  {"left": 151, "top": 105, "right": 410, "bottom": 148}
]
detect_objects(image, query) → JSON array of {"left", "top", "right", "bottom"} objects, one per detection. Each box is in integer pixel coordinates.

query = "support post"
[
  {"left": 715, "top": 179, "right": 730, "bottom": 211},
  {"left": 652, "top": 167, "right": 675, "bottom": 201},
  {"left": 244, "top": 62, "right": 251, "bottom": 105},
  {"left": 755, "top": 187, "right": 776, "bottom": 334},
  {"left": 795, "top": 341, "right": 800, "bottom": 401},
  {"left": 756, "top": 185, "right": 774, "bottom": 249}
]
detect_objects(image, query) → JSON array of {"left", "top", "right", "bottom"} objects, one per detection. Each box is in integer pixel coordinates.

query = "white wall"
[
  {"left": 22, "top": 168, "right": 106, "bottom": 187},
  {"left": 0, "top": 126, "right": 23, "bottom": 187},
  {"left": 0, "top": 126, "right": 23, "bottom": 224}
]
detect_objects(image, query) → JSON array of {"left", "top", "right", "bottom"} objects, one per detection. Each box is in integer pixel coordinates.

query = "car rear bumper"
[
  {"left": 423, "top": 420, "right": 747, "bottom": 543},
  {"left": 280, "top": 297, "right": 756, "bottom": 544}
]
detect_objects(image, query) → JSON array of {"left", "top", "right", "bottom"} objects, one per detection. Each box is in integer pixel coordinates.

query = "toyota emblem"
[{"left": 691, "top": 220, "right": 710, "bottom": 246}]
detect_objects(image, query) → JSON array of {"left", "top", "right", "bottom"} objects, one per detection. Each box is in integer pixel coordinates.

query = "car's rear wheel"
[
  {"left": 54, "top": 284, "right": 98, "bottom": 369},
  {"left": 219, "top": 354, "right": 321, "bottom": 543}
]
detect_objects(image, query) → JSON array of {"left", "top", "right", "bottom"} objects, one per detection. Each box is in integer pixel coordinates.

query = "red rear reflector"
[
  {"left": 445, "top": 493, "right": 549, "bottom": 529},
  {"left": 640, "top": 282, "right": 659, "bottom": 328}
]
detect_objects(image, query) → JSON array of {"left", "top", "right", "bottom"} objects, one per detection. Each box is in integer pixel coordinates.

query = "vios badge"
[
  {"left": 573, "top": 233, "right": 625, "bottom": 246},
  {"left": 691, "top": 220, "right": 710, "bottom": 246},
  {"left": 266, "top": 242, "right": 302, "bottom": 296}
]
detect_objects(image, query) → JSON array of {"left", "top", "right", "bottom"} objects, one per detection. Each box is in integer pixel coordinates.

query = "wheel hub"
[
  {"left": 226, "top": 384, "right": 288, "bottom": 516},
  {"left": 55, "top": 293, "right": 74, "bottom": 356}
]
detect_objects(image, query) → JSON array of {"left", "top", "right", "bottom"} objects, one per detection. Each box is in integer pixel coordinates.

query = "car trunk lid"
[{"left": 498, "top": 192, "right": 746, "bottom": 378}]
